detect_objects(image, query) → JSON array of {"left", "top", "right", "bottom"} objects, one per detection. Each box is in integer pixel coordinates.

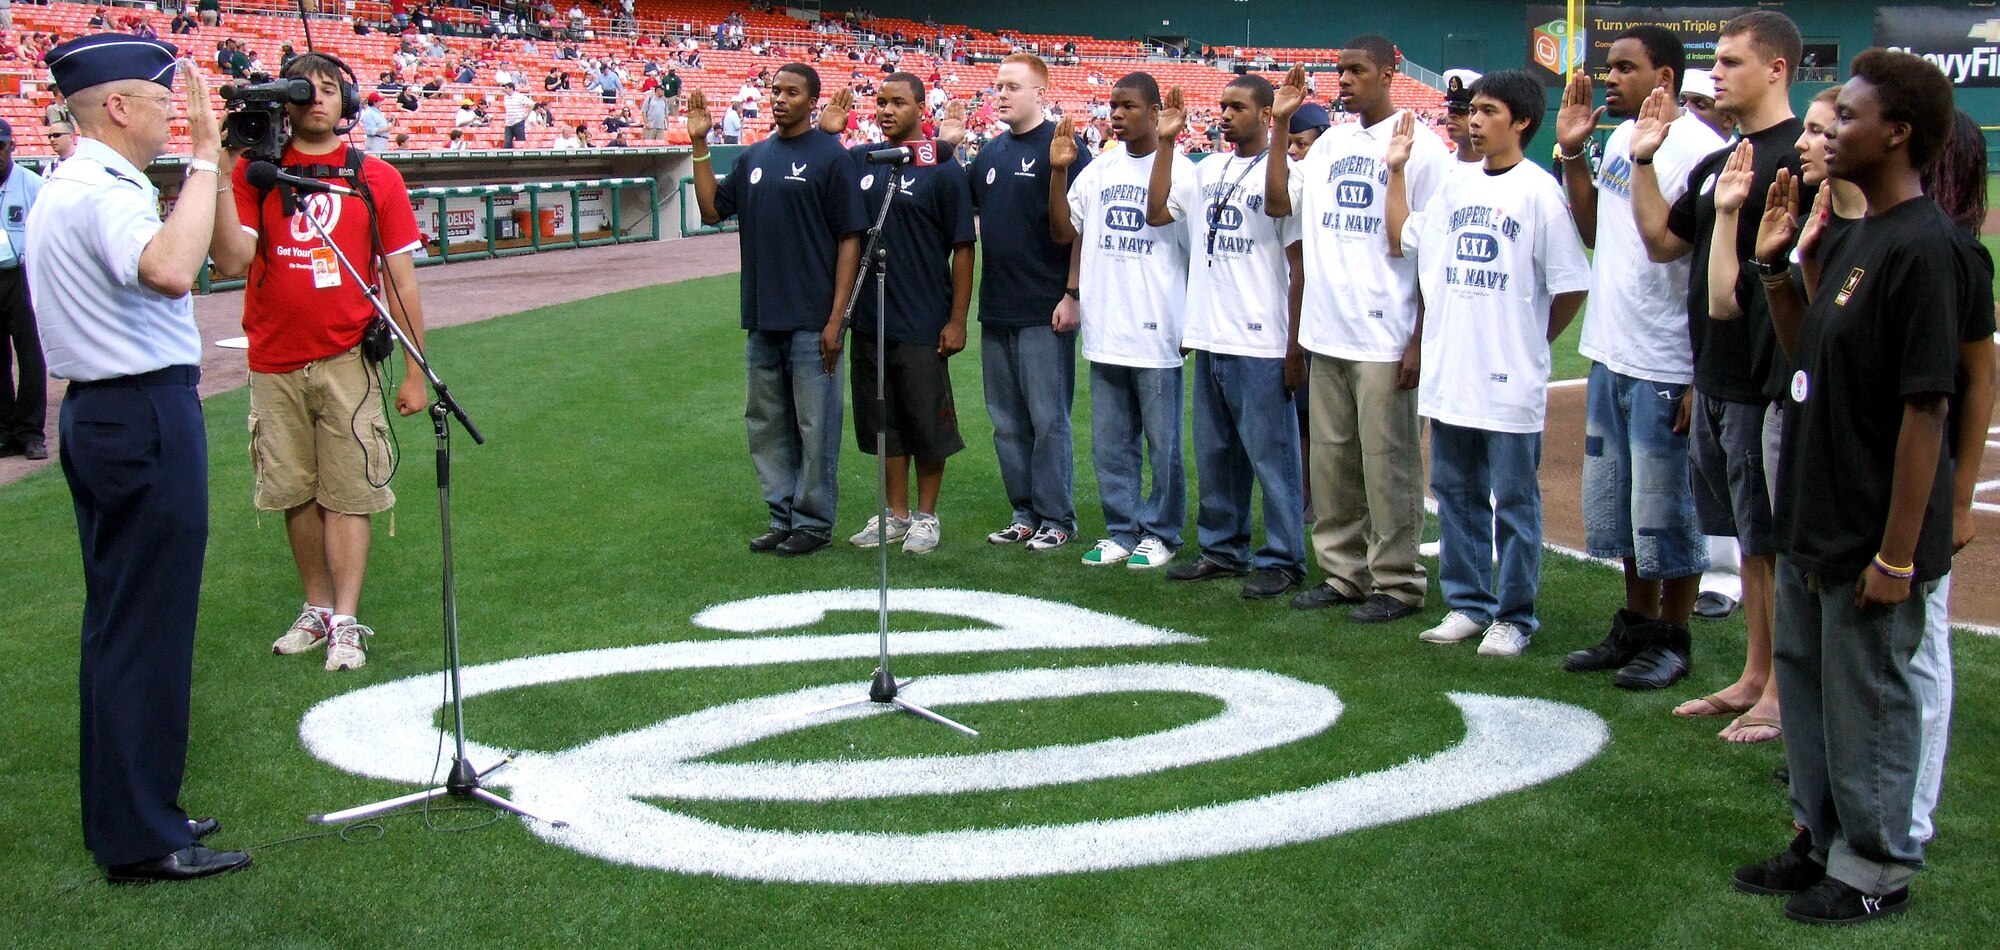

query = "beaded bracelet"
[{"left": 1872, "top": 553, "right": 1915, "bottom": 580}]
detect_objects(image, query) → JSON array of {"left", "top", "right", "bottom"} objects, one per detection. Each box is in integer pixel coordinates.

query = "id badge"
[{"left": 310, "top": 246, "right": 341, "bottom": 289}]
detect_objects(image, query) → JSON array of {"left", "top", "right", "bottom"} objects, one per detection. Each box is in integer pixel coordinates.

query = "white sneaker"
[
  {"left": 1477, "top": 621, "right": 1532, "bottom": 657},
  {"left": 1418, "top": 610, "right": 1485, "bottom": 644},
  {"left": 902, "top": 513, "right": 941, "bottom": 554},
  {"left": 1126, "top": 536, "right": 1175, "bottom": 570},
  {"left": 849, "top": 514, "right": 910, "bottom": 548},
  {"left": 325, "top": 620, "right": 374, "bottom": 671},
  {"left": 273, "top": 604, "right": 330, "bottom": 655},
  {"left": 1081, "top": 539, "right": 1131, "bottom": 566},
  {"left": 1026, "top": 525, "right": 1073, "bottom": 551}
]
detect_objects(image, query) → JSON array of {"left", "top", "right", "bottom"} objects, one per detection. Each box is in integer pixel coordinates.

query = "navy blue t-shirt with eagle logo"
[{"left": 714, "top": 129, "right": 867, "bottom": 333}]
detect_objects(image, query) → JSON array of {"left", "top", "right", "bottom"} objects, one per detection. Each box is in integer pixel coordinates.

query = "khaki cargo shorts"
[{"left": 248, "top": 347, "right": 397, "bottom": 514}]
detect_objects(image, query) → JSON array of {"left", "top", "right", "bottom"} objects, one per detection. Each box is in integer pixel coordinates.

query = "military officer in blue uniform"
[{"left": 27, "top": 33, "right": 251, "bottom": 883}]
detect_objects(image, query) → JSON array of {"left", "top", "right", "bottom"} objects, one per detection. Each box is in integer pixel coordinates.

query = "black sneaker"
[
  {"left": 774, "top": 531, "right": 831, "bottom": 557},
  {"left": 1613, "top": 622, "right": 1692, "bottom": 690},
  {"left": 1166, "top": 557, "right": 1249, "bottom": 582},
  {"left": 1241, "top": 567, "right": 1302, "bottom": 600},
  {"left": 1290, "top": 582, "right": 1363, "bottom": 610},
  {"left": 1784, "top": 878, "right": 1909, "bottom": 926},
  {"left": 1734, "top": 829, "right": 1825, "bottom": 896},
  {"left": 20, "top": 438, "right": 47, "bottom": 461},
  {"left": 748, "top": 527, "right": 792, "bottom": 553},
  {"left": 1349, "top": 592, "right": 1419, "bottom": 623},
  {"left": 1562, "top": 608, "right": 1653, "bottom": 672}
]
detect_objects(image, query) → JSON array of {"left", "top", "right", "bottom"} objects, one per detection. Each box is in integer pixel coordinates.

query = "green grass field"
[{"left": 2, "top": 276, "right": 1996, "bottom": 947}]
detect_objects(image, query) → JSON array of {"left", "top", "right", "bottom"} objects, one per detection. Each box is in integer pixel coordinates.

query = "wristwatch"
[
  {"left": 1743, "top": 256, "right": 1788, "bottom": 278},
  {"left": 1063, "top": 287, "right": 1080, "bottom": 300},
  {"left": 186, "top": 158, "right": 220, "bottom": 176}
]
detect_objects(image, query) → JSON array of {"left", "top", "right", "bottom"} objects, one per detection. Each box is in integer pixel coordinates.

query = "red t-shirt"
[{"left": 234, "top": 144, "right": 423, "bottom": 374}]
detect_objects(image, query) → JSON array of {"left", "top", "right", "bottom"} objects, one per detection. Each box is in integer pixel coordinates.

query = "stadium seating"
[{"left": 0, "top": 0, "right": 1448, "bottom": 158}]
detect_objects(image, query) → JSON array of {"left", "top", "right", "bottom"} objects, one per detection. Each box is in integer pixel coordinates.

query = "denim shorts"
[
  {"left": 1689, "top": 391, "right": 1775, "bottom": 557},
  {"left": 1582, "top": 364, "right": 1708, "bottom": 578}
]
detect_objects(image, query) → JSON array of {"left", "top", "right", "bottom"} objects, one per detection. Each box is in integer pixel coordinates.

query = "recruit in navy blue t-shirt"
[
  {"left": 848, "top": 142, "right": 977, "bottom": 345},
  {"left": 714, "top": 129, "right": 867, "bottom": 333},
  {"left": 968, "top": 119, "right": 1091, "bottom": 327}
]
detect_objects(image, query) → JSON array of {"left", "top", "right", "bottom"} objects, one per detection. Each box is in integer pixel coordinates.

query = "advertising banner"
[
  {"left": 1527, "top": 6, "right": 1754, "bottom": 86},
  {"left": 1876, "top": 6, "right": 2000, "bottom": 87}
]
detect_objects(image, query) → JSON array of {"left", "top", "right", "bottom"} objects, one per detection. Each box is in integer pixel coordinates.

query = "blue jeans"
[
  {"left": 1581, "top": 363, "right": 1707, "bottom": 579},
  {"left": 980, "top": 324, "right": 1077, "bottom": 532},
  {"left": 1191, "top": 350, "right": 1304, "bottom": 575},
  {"left": 1430, "top": 420, "right": 1542, "bottom": 630},
  {"left": 1090, "top": 362, "right": 1185, "bottom": 550},
  {"left": 745, "top": 330, "right": 842, "bottom": 537}
]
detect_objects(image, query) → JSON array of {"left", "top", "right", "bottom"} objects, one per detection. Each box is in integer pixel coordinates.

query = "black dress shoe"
[
  {"left": 21, "top": 438, "right": 47, "bottom": 461},
  {"left": 1785, "top": 878, "right": 1908, "bottom": 925},
  {"left": 1289, "top": 582, "right": 1363, "bottom": 610},
  {"left": 105, "top": 845, "right": 252, "bottom": 884},
  {"left": 1166, "top": 557, "right": 1249, "bottom": 582},
  {"left": 1562, "top": 608, "right": 1653, "bottom": 672},
  {"left": 188, "top": 816, "right": 221, "bottom": 840},
  {"left": 1693, "top": 590, "right": 1738, "bottom": 620},
  {"left": 748, "top": 527, "right": 792, "bottom": 553},
  {"left": 1241, "top": 567, "right": 1303, "bottom": 600},
  {"left": 1349, "top": 592, "right": 1420, "bottom": 623},
  {"left": 774, "top": 531, "right": 831, "bottom": 557},
  {"left": 0, "top": 440, "right": 18, "bottom": 459},
  {"left": 1613, "top": 622, "right": 1692, "bottom": 690},
  {"left": 1734, "top": 829, "right": 1824, "bottom": 896}
]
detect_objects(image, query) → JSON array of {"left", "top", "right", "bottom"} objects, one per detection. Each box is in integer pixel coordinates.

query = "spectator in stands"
[
  {"left": 721, "top": 104, "right": 742, "bottom": 144},
  {"left": 586, "top": 62, "right": 620, "bottom": 104},
  {"left": 642, "top": 85, "right": 669, "bottom": 140},
  {"left": 553, "top": 124, "right": 581, "bottom": 149},
  {"left": 170, "top": 12, "right": 196, "bottom": 36},
  {"left": 453, "top": 60, "right": 476, "bottom": 84},
  {"left": 45, "top": 120, "right": 76, "bottom": 165},
  {"left": 545, "top": 68, "right": 564, "bottom": 91},
  {"left": 602, "top": 107, "right": 630, "bottom": 135},
  {"left": 738, "top": 78, "right": 761, "bottom": 119},
  {"left": 454, "top": 98, "right": 480, "bottom": 128},
  {"left": 360, "top": 93, "right": 392, "bottom": 152},
  {"left": 501, "top": 82, "right": 533, "bottom": 148},
  {"left": 530, "top": 100, "right": 553, "bottom": 129},
  {"left": 392, "top": 132, "right": 411, "bottom": 150},
  {"left": 87, "top": 6, "right": 108, "bottom": 28},
  {"left": 661, "top": 68, "right": 682, "bottom": 122},
  {"left": 446, "top": 128, "right": 469, "bottom": 152},
  {"left": 575, "top": 123, "right": 593, "bottom": 147},
  {"left": 352, "top": 16, "right": 369, "bottom": 36},
  {"left": 197, "top": 0, "right": 220, "bottom": 27}
]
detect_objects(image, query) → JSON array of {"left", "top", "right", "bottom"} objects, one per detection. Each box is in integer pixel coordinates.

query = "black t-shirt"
[
  {"left": 713, "top": 129, "right": 868, "bottom": 333},
  {"left": 1667, "top": 118, "right": 1810, "bottom": 405},
  {"left": 1950, "top": 236, "right": 1997, "bottom": 462},
  {"left": 967, "top": 120, "right": 1092, "bottom": 327},
  {"left": 1775, "top": 197, "right": 1963, "bottom": 584},
  {"left": 847, "top": 143, "right": 977, "bottom": 344}
]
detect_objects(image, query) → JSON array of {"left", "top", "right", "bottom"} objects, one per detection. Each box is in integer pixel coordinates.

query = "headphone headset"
[{"left": 282, "top": 51, "right": 362, "bottom": 132}]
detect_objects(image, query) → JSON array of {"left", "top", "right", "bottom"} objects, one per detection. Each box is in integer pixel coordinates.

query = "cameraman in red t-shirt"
[{"left": 209, "top": 52, "right": 430, "bottom": 673}]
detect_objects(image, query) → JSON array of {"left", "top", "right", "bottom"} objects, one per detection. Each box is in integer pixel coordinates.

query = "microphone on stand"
[
  {"left": 245, "top": 160, "right": 359, "bottom": 197},
  {"left": 864, "top": 140, "right": 939, "bottom": 166}
]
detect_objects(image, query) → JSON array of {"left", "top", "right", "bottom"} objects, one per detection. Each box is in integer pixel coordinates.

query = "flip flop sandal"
[
  {"left": 1674, "top": 692, "right": 1753, "bottom": 718},
  {"left": 1724, "top": 715, "right": 1784, "bottom": 743}
]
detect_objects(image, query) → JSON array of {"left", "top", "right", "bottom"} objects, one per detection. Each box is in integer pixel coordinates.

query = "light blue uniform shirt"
[
  {"left": 26, "top": 137, "right": 201, "bottom": 381},
  {"left": 0, "top": 161, "right": 44, "bottom": 268}
]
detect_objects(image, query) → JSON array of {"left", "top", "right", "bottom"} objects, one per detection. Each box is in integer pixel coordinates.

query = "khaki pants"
[
  {"left": 248, "top": 347, "right": 395, "bottom": 515},
  {"left": 1306, "top": 355, "right": 1425, "bottom": 605}
]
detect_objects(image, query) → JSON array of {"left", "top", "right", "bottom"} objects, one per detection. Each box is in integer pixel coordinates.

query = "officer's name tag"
[{"left": 310, "top": 246, "right": 340, "bottom": 289}]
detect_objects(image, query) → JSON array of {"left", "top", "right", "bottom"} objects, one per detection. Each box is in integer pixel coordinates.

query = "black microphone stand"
[
  {"left": 293, "top": 208, "right": 565, "bottom": 828},
  {"left": 791, "top": 149, "right": 976, "bottom": 737}
]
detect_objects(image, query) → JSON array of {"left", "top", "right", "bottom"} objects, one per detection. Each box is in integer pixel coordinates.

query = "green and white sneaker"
[
  {"left": 272, "top": 604, "right": 330, "bottom": 655},
  {"left": 849, "top": 514, "right": 910, "bottom": 548},
  {"left": 903, "top": 513, "right": 941, "bottom": 554},
  {"left": 1126, "top": 537, "right": 1175, "bottom": 570},
  {"left": 1081, "top": 539, "right": 1131, "bottom": 566}
]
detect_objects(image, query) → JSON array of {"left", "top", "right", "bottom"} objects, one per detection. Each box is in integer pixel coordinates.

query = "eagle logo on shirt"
[
  {"left": 1018, "top": 158, "right": 1038, "bottom": 177},
  {"left": 897, "top": 175, "right": 918, "bottom": 195},
  {"left": 786, "top": 162, "right": 810, "bottom": 182}
]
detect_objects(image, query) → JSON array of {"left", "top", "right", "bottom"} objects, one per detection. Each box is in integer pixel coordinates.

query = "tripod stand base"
[
  {"left": 791, "top": 674, "right": 980, "bottom": 737},
  {"left": 310, "top": 758, "right": 568, "bottom": 827}
]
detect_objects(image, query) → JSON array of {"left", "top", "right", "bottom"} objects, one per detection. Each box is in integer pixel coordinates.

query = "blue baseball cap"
[
  {"left": 44, "top": 34, "right": 179, "bottom": 97},
  {"left": 1289, "top": 103, "right": 1331, "bottom": 135},
  {"left": 0, "top": 119, "right": 13, "bottom": 141}
]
